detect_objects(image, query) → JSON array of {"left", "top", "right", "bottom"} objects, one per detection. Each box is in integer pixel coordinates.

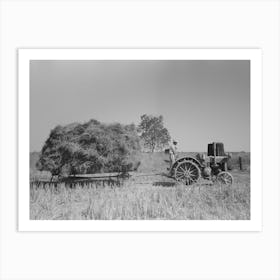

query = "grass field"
[{"left": 30, "top": 152, "right": 250, "bottom": 220}]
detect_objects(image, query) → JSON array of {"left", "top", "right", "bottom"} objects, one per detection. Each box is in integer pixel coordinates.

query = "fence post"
[{"left": 239, "top": 156, "right": 243, "bottom": 171}]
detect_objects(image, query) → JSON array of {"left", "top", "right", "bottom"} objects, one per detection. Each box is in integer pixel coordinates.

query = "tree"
[
  {"left": 36, "top": 119, "right": 141, "bottom": 176},
  {"left": 138, "top": 114, "right": 171, "bottom": 152}
]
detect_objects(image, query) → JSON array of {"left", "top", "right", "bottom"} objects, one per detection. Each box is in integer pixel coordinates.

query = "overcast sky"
[{"left": 30, "top": 60, "right": 250, "bottom": 152}]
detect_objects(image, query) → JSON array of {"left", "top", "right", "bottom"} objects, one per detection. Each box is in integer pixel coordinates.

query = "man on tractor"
[{"left": 169, "top": 139, "right": 178, "bottom": 169}]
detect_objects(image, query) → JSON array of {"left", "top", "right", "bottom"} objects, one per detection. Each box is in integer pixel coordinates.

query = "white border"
[{"left": 18, "top": 49, "right": 262, "bottom": 232}]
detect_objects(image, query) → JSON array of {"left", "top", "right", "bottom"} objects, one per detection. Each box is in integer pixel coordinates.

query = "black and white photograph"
[{"left": 28, "top": 55, "right": 250, "bottom": 221}]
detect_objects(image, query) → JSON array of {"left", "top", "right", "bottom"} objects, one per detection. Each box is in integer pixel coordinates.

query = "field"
[{"left": 30, "top": 152, "right": 250, "bottom": 220}]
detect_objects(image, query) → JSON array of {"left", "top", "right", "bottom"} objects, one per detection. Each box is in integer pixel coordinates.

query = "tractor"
[{"left": 170, "top": 142, "right": 233, "bottom": 186}]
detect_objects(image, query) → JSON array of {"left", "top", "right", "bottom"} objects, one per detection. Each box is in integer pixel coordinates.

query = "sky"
[{"left": 30, "top": 60, "right": 250, "bottom": 152}]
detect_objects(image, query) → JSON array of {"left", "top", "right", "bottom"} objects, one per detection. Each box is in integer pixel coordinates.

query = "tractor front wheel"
[{"left": 216, "top": 171, "right": 233, "bottom": 186}]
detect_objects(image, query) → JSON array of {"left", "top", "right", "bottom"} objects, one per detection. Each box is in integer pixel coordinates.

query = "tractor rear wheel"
[
  {"left": 216, "top": 171, "right": 233, "bottom": 186},
  {"left": 174, "top": 160, "right": 201, "bottom": 185}
]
